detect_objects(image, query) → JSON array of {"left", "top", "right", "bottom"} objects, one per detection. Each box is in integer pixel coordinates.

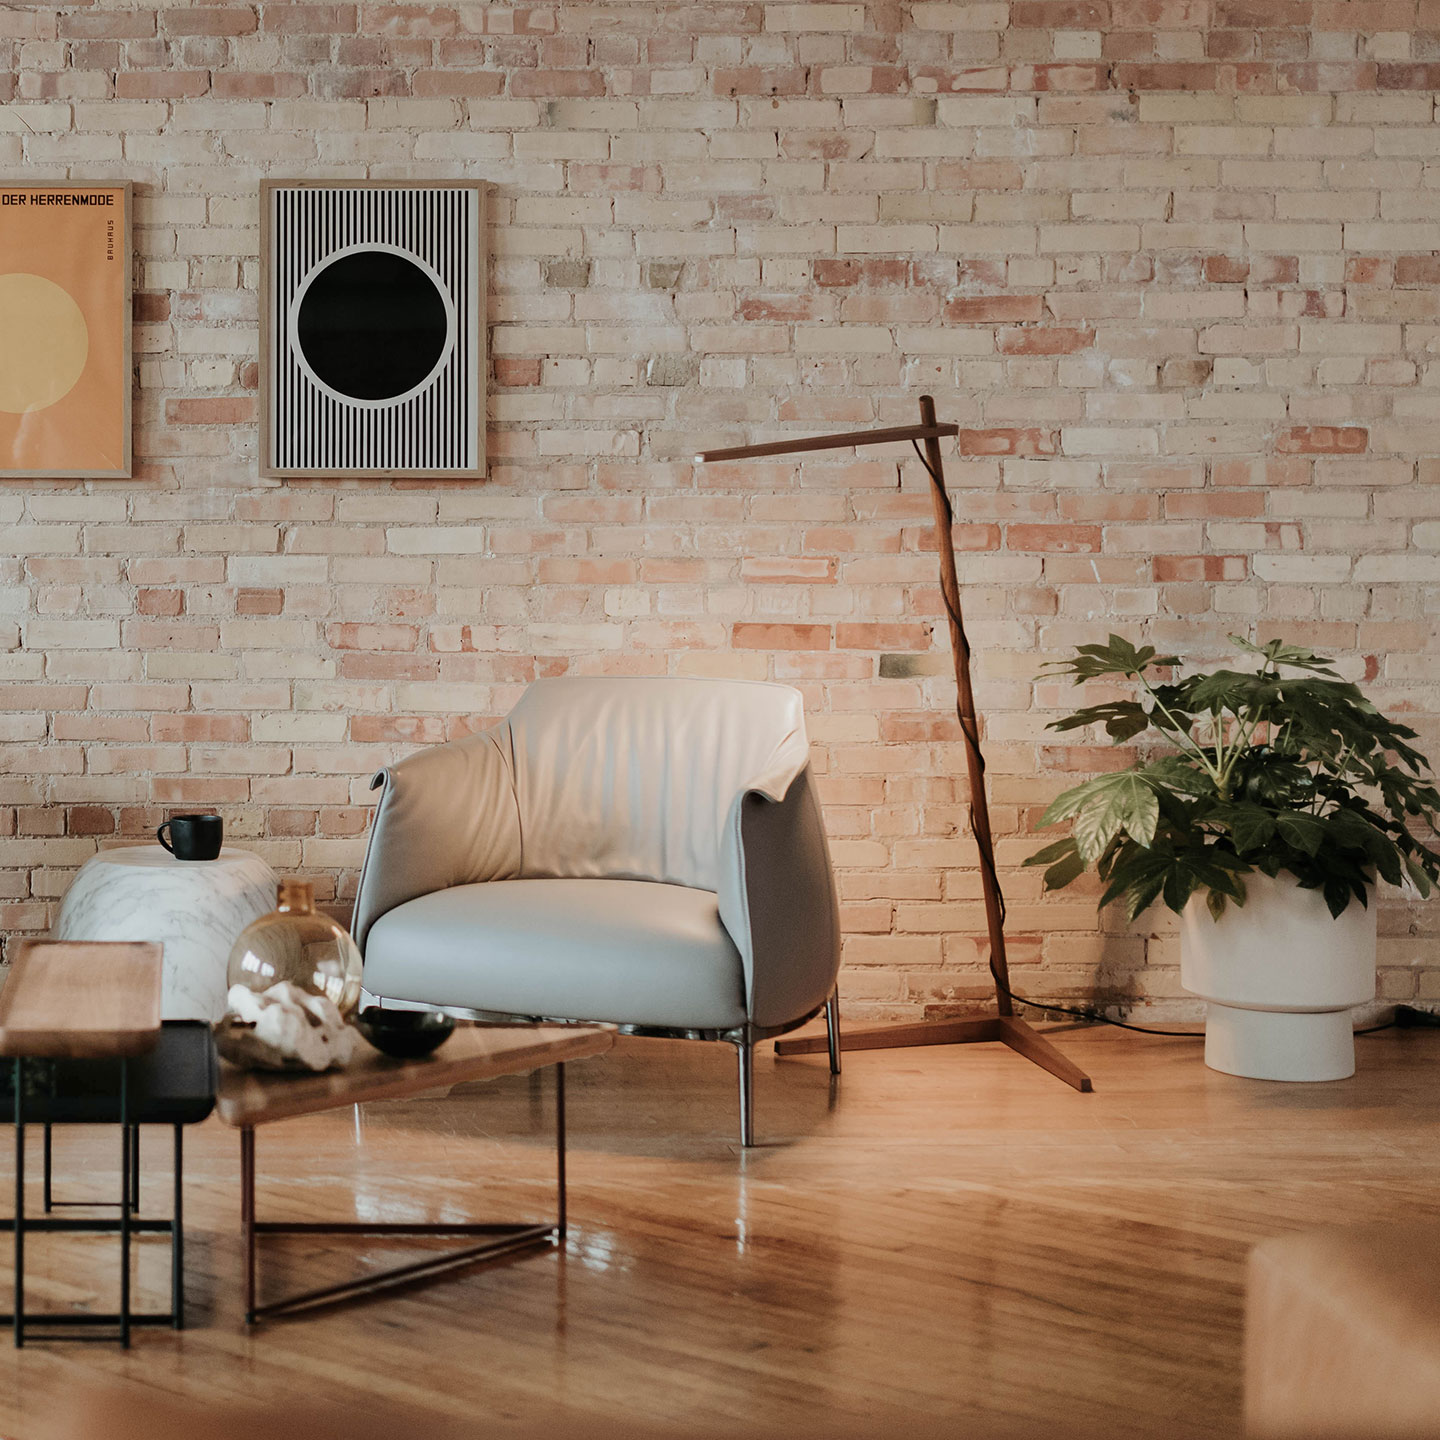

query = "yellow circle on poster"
[{"left": 0, "top": 273, "right": 90, "bottom": 415}]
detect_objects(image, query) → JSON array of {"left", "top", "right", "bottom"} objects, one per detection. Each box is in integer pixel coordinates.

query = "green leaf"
[
  {"left": 1404, "top": 852, "right": 1434, "bottom": 897},
  {"left": 1275, "top": 811, "right": 1326, "bottom": 856},
  {"left": 1229, "top": 634, "right": 1341, "bottom": 676},
  {"left": 1323, "top": 877, "right": 1353, "bottom": 919},
  {"left": 1068, "top": 770, "right": 1162, "bottom": 863},
  {"left": 1206, "top": 887, "right": 1229, "bottom": 921},
  {"left": 1124, "top": 869, "right": 1169, "bottom": 923},
  {"left": 1045, "top": 700, "right": 1151, "bottom": 741},
  {"left": 1213, "top": 802, "right": 1275, "bottom": 853}
]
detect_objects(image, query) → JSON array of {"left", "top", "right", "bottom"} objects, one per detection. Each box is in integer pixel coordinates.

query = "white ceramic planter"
[{"left": 1179, "top": 869, "right": 1377, "bottom": 1082}]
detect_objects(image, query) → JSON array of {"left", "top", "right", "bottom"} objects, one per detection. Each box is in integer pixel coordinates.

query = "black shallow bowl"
[{"left": 355, "top": 1007, "right": 457, "bottom": 1059}]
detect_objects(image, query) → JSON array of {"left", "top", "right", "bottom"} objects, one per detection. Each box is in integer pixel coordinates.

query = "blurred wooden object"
[
  {"left": 1247, "top": 1223, "right": 1440, "bottom": 1439},
  {"left": 0, "top": 940, "right": 162, "bottom": 1060}
]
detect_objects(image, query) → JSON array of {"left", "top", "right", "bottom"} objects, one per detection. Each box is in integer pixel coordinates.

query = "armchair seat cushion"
[{"left": 361, "top": 878, "right": 748, "bottom": 1032}]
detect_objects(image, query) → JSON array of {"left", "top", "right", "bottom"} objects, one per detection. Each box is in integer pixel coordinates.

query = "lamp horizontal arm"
[{"left": 695, "top": 421, "right": 959, "bottom": 463}]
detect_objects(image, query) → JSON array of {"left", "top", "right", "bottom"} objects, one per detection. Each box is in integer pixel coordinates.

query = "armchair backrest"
[
  {"left": 352, "top": 676, "right": 813, "bottom": 951},
  {"left": 505, "top": 676, "right": 809, "bottom": 893}
]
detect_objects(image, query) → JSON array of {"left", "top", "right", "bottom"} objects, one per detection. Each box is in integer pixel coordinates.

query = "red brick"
[
  {"left": 1008, "top": 525, "right": 1102, "bottom": 553},
  {"left": 1276, "top": 426, "right": 1368, "bottom": 455},
  {"left": 116, "top": 72, "right": 211, "bottom": 99},
  {"left": 261, "top": 5, "right": 357, "bottom": 33},
  {"left": 1397, "top": 255, "right": 1440, "bottom": 286},
  {"left": 836, "top": 623, "right": 934, "bottom": 649},
  {"left": 412, "top": 70, "right": 505, "bottom": 97},
  {"left": 1216, "top": 0, "right": 1314, "bottom": 22},
  {"left": 813, "top": 259, "right": 909, "bottom": 288},
  {"left": 945, "top": 296, "right": 1045, "bottom": 324},
  {"left": 362, "top": 4, "right": 459, "bottom": 36},
  {"left": 1277, "top": 62, "right": 1378, "bottom": 91},
  {"left": 909, "top": 66, "right": 1009, "bottom": 93},
  {"left": 739, "top": 296, "right": 823, "bottom": 322},
  {"left": 236, "top": 589, "right": 284, "bottom": 616},
  {"left": 1345, "top": 257, "right": 1390, "bottom": 285},
  {"left": 1011, "top": 1, "right": 1110, "bottom": 23},
  {"left": 1254, "top": 255, "right": 1300, "bottom": 284},
  {"left": 210, "top": 72, "right": 307, "bottom": 99},
  {"left": 1011, "top": 63, "right": 1108, "bottom": 91},
  {"left": 1153, "top": 556, "right": 1250, "bottom": 582},
  {"left": 512, "top": 70, "right": 606, "bottom": 97},
  {"left": 935, "top": 163, "right": 1024, "bottom": 193},
  {"left": 712, "top": 67, "right": 808, "bottom": 96},
  {"left": 998, "top": 328, "right": 1094, "bottom": 355},
  {"left": 1114, "top": 63, "right": 1221, "bottom": 89},
  {"left": 152, "top": 714, "right": 250, "bottom": 743},
  {"left": 1213, "top": 458, "right": 1311, "bottom": 486},
  {"left": 134, "top": 293, "right": 170, "bottom": 323},
  {"left": 954, "top": 259, "right": 1011, "bottom": 288},
  {"left": 1378, "top": 63, "right": 1440, "bottom": 88},
  {"left": 351, "top": 716, "right": 449, "bottom": 745},
  {"left": 269, "top": 809, "right": 319, "bottom": 836},
  {"left": 164, "top": 8, "right": 259, "bottom": 36},
  {"left": 137, "top": 589, "right": 184, "bottom": 617},
  {"left": 494, "top": 358, "right": 542, "bottom": 386},
  {"left": 68, "top": 807, "right": 116, "bottom": 837},
  {"left": 732, "top": 623, "right": 832, "bottom": 651},
  {"left": 59, "top": 13, "right": 157, "bottom": 38},
  {"left": 1203, "top": 255, "right": 1250, "bottom": 283},
  {"left": 165, "top": 397, "right": 256, "bottom": 425},
  {"left": 327, "top": 623, "right": 421, "bottom": 651},
  {"left": 958, "top": 429, "right": 1057, "bottom": 457}
]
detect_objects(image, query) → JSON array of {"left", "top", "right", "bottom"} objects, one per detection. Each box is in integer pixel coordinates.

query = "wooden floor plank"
[{"left": 0, "top": 1026, "right": 1437, "bottom": 1438}]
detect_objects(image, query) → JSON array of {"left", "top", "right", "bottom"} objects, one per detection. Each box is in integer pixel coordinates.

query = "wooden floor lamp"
[{"left": 697, "top": 395, "right": 1092, "bottom": 1093}]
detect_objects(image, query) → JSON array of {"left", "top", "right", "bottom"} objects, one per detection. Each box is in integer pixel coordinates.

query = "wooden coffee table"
[{"left": 216, "top": 1024, "right": 613, "bottom": 1324}]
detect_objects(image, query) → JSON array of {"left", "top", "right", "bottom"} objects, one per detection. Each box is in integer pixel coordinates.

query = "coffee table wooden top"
[
  {"left": 0, "top": 940, "right": 163, "bottom": 1059},
  {"left": 216, "top": 1024, "right": 613, "bottom": 1128}
]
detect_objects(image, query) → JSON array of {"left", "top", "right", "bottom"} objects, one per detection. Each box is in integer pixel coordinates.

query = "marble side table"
[{"left": 54, "top": 846, "right": 278, "bottom": 1022}]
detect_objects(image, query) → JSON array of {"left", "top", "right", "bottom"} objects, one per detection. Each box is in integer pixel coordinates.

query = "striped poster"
[{"left": 264, "top": 184, "right": 484, "bottom": 477}]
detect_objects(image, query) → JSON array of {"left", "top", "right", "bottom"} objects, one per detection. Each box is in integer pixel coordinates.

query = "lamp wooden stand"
[{"left": 698, "top": 396, "right": 1092, "bottom": 1093}]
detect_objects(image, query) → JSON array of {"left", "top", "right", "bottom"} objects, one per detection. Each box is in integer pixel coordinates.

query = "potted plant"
[{"left": 1027, "top": 635, "right": 1440, "bottom": 1081}]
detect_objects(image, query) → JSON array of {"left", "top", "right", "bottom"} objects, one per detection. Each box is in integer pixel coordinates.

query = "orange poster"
[{"left": 0, "top": 182, "right": 131, "bottom": 478}]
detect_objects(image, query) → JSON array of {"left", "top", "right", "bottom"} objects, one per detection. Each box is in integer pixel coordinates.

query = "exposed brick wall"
[{"left": 3, "top": 1, "right": 1439, "bottom": 1018}]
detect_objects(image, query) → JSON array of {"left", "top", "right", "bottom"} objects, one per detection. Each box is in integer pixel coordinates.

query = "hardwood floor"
[{"left": 2, "top": 1024, "right": 1438, "bottom": 1439}]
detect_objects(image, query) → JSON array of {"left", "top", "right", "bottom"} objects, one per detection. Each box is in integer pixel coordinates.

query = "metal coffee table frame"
[
  {"left": 1, "top": 1058, "right": 186, "bottom": 1347},
  {"left": 240, "top": 1061, "right": 567, "bottom": 1325}
]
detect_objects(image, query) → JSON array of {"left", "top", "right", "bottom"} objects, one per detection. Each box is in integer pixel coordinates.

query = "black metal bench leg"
[
  {"left": 42, "top": 1124, "right": 51, "bottom": 1215},
  {"left": 172, "top": 1125, "right": 184, "bottom": 1330},
  {"left": 129, "top": 1124, "right": 141, "bottom": 1214},
  {"left": 14, "top": 1059, "right": 23, "bottom": 1350},
  {"left": 119, "top": 1061, "right": 130, "bottom": 1349}
]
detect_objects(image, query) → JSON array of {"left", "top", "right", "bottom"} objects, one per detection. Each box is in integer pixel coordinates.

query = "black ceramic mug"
[{"left": 156, "top": 813, "right": 223, "bottom": 862}]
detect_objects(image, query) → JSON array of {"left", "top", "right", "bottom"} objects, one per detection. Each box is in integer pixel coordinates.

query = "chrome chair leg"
[
  {"left": 825, "top": 988, "right": 842, "bottom": 1076},
  {"left": 736, "top": 1038, "right": 754, "bottom": 1148}
]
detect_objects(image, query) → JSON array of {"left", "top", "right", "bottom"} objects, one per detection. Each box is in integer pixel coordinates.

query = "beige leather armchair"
[{"left": 352, "top": 676, "right": 842, "bottom": 1145}]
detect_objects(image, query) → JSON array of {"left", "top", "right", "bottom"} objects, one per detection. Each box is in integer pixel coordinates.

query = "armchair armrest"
[
  {"left": 351, "top": 729, "right": 522, "bottom": 952},
  {"left": 717, "top": 764, "right": 841, "bottom": 1031}
]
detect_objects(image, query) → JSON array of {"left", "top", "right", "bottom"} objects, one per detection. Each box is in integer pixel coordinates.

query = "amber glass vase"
[{"left": 225, "top": 879, "right": 364, "bottom": 1017}]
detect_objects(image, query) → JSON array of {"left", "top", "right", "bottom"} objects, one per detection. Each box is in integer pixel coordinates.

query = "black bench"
[{"left": 1, "top": 1020, "right": 217, "bottom": 1345}]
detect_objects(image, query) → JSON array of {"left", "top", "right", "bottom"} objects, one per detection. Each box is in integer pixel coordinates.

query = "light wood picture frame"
[
  {"left": 0, "top": 181, "right": 133, "bottom": 480},
  {"left": 260, "top": 180, "right": 487, "bottom": 480}
]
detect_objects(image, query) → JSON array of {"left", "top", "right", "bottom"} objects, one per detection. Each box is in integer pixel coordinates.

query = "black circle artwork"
[{"left": 295, "top": 249, "right": 449, "bottom": 402}]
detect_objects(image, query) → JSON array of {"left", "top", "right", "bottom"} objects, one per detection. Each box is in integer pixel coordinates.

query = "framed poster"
[
  {"left": 0, "top": 182, "right": 132, "bottom": 479},
  {"left": 260, "top": 180, "right": 486, "bottom": 479}
]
